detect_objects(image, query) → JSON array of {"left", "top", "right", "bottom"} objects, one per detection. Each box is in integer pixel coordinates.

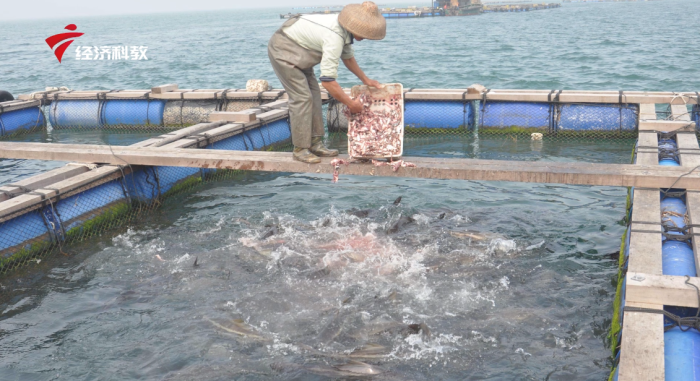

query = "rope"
[
  {"left": 479, "top": 89, "right": 491, "bottom": 127},
  {"left": 179, "top": 92, "right": 185, "bottom": 127},
  {"left": 462, "top": 90, "right": 469, "bottom": 129},
  {"left": 0, "top": 104, "right": 5, "bottom": 136},
  {"left": 662, "top": 165, "right": 700, "bottom": 196},
  {"left": 145, "top": 92, "right": 151, "bottom": 126},
  {"left": 259, "top": 116, "right": 273, "bottom": 148},
  {"left": 27, "top": 189, "right": 69, "bottom": 255},
  {"left": 271, "top": 90, "right": 286, "bottom": 102}
]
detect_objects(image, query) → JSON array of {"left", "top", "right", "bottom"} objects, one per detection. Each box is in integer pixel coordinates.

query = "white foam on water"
[
  {"left": 196, "top": 216, "right": 226, "bottom": 236},
  {"left": 393, "top": 333, "right": 463, "bottom": 361},
  {"left": 526, "top": 240, "right": 546, "bottom": 250},
  {"left": 411, "top": 213, "right": 431, "bottom": 225},
  {"left": 499, "top": 276, "right": 510, "bottom": 289},
  {"left": 449, "top": 214, "right": 471, "bottom": 223},
  {"left": 487, "top": 238, "right": 518, "bottom": 255},
  {"left": 176, "top": 253, "right": 192, "bottom": 263}
]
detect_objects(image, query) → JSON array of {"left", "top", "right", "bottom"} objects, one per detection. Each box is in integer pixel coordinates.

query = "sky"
[{"left": 0, "top": 0, "right": 412, "bottom": 21}]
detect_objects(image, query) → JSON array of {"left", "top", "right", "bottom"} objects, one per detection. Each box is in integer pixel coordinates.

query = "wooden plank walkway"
[
  {"left": 618, "top": 105, "right": 665, "bottom": 381},
  {"left": 4, "top": 142, "right": 700, "bottom": 189}
]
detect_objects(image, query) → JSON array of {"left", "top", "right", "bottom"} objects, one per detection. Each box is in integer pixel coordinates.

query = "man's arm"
[
  {"left": 342, "top": 57, "right": 383, "bottom": 89},
  {"left": 322, "top": 80, "right": 363, "bottom": 114}
]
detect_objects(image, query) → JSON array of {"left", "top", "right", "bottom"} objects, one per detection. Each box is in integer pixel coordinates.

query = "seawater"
[{"left": 0, "top": 1, "right": 697, "bottom": 379}]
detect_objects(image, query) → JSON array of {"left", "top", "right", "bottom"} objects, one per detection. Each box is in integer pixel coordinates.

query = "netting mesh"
[
  {"left": 0, "top": 95, "right": 277, "bottom": 139},
  {"left": 0, "top": 105, "right": 46, "bottom": 138},
  {"left": 0, "top": 113, "right": 294, "bottom": 274},
  {"left": 0, "top": 96, "right": 662, "bottom": 275},
  {"left": 327, "top": 98, "right": 640, "bottom": 140}
]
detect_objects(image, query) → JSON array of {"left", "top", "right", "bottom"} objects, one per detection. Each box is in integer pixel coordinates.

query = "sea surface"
[{"left": 0, "top": 1, "right": 697, "bottom": 380}]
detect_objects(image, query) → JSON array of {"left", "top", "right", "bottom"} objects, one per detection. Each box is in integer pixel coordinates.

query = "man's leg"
[
  {"left": 303, "top": 68, "right": 338, "bottom": 157},
  {"left": 303, "top": 68, "right": 325, "bottom": 138},
  {"left": 268, "top": 38, "right": 313, "bottom": 149}
]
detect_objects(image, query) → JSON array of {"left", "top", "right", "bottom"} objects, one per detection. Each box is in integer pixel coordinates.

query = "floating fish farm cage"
[{"left": 1, "top": 84, "right": 699, "bottom": 381}]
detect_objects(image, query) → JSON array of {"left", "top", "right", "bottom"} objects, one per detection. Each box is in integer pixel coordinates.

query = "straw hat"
[{"left": 338, "top": 2, "right": 386, "bottom": 40}]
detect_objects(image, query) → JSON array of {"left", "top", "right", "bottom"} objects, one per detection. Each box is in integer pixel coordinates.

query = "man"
[{"left": 268, "top": 2, "right": 386, "bottom": 163}]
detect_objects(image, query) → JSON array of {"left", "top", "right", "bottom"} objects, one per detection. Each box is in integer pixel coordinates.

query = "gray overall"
[{"left": 268, "top": 16, "right": 325, "bottom": 149}]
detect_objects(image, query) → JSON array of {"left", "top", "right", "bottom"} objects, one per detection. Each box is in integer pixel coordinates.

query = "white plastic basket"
[{"left": 347, "top": 83, "right": 404, "bottom": 159}]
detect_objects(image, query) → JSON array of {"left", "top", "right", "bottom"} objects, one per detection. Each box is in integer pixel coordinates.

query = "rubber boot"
[
  {"left": 310, "top": 136, "right": 339, "bottom": 157},
  {"left": 293, "top": 147, "right": 321, "bottom": 164}
]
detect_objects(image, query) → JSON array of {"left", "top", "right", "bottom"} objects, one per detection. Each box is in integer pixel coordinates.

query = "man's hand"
[
  {"left": 364, "top": 79, "right": 384, "bottom": 89},
  {"left": 347, "top": 99, "right": 364, "bottom": 114}
]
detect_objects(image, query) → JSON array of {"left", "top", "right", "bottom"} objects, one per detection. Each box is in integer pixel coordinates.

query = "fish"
[
  {"left": 272, "top": 361, "right": 384, "bottom": 379},
  {"left": 347, "top": 208, "right": 372, "bottom": 218},
  {"left": 437, "top": 212, "right": 446, "bottom": 220},
  {"left": 387, "top": 215, "right": 415, "bottom": 234},
  {"left": 348, "top": 343, "right": 390, "bottom": 359},
  {"left": 393, "top": 196, "right": 402, "bottom": 205},
  {"left": 261, "top": 226, "right": 278, "bottom": 240},
  {"left": 450, "top": 230, "right": 488, "bottom": 241},
  {"left": 298, "top": 343, "right": 389, "bottom": 360},
  {"left": 335, "top": 360, "right": 385, "bottom": 376},
  {"left": 317, "top": 310, "right": 346, "bottom": 345},
  {"left": 205, "top": 317, "right": 268, "bottom": 341},
  {"left": 193, "top": 256, "right": 200, "bottom": 267},
  {"left": 348, "top": 320, "right": 429, "bottom": 340}
]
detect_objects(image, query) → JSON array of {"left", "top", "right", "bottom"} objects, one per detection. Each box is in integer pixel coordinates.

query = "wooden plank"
[
  {"left": 618, "top": 308, "right": 665, "bottom": 381},
  {"left": 639, "top": 120, "right": 696, "bottom": 132},
  {"left": 637, "top": 132, "right": 659, "bottom": 166},
  {"left": 151, "top": 84, "right": 178, "bottom": 94},
  {"left": 639, "top": 103, "right": 657, "bottom": 120},
  {"left": 619, "top": 186, "right": 664, "bottom": 381},
  {"left": 104, "top": 92, "right": 150, "bottom": 99},
  {"left": 6, "top": 143, "right": 700, "bottom": 189},
  {"left": 143, "top": 122, "right": 227, "bottom": 148},
  {"left": 687, "top": 191, "right": 700, "bottom": 277},
  {"left": 209, "top": 111, "right": 257, "bottom": 123},
  {"left": 626, "top": 272, "right": 700, "bottom": 308},
  {"left": 676, "top": 133, "right": 700, "bottom": 167},
  {"left": 0, "top": 166, "right": 122, "bottom": 218},
  {"left": 671, "top": 104, "right": 692, "bottom": 121},
  {"left": 0, "top": 100, "right": 41, "bottom": 113},
  {"left": 0, "top": 164, "right": 91, "bottom": 202},
  {"left": 20, "top": 88, "right": 698, "bottom": 104}
]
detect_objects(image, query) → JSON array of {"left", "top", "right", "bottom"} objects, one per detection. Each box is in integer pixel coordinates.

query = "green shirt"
[{"left": 283, "top": 14, "right": 355, "bottom": 80}]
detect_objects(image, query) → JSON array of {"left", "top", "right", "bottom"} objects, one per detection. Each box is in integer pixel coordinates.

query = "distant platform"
[
  {"left": 280, "top": 8, "right": 446, "bottom": 19},
  {"left": 483, "top": 3, "right": 561, "bottom": 12}
]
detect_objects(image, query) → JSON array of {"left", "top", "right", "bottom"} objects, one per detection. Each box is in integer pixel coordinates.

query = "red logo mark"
[{"left": 46, "top": 24, "right": 84, "bottom": 63}]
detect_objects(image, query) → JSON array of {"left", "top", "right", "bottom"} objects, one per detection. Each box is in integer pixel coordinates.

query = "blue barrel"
[
  {"left": 258, "top": 119, "right": 292, "bottom": 146},
  {"left": 102, "top": 100, "right": 165, "bottom": 126},
  {"left": 0, "top": 212, "right": 50, "bottom": 252},
  {"left": 0, "top": 107, "right": 45, "bottom": 135},
  {"left": 662, "top": 241, "right": 696, "bottom": 277},
  {"left": 405, "top": 101, "right": 474, "bottom": 129},
  {"left": 155, "top": 166, "right": 200, "bottom": 194},
  {"left": 55, "top": 181, "right": 127, "bottom": 228},
  {"left": 665, "top": 328, "right": 700, "bottom": 381},
  {"left": 480, "top": 102, "right": 550, "bottom": 129},
  {"left": 557, "top": 104, "right": 638, "bottom": 131},
  {"left": 659, "top": 158, "right": 680, "bottom": 166},
  {"left": 49, "top": 100, "right": 102, "bottom": 129}
]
